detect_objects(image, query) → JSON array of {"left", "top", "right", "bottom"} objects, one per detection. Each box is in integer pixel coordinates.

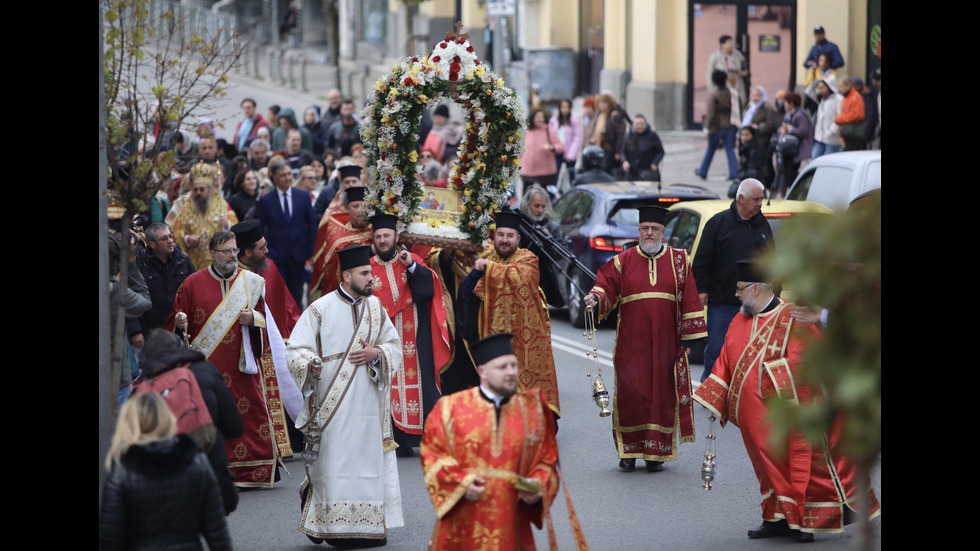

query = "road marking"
[{"left": 550, "top": 334, "right": 702, "bottom": 391}]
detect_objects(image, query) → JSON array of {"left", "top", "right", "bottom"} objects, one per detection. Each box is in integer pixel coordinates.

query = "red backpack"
[{"left": 133, "top": 364, "right": 217, "bottom": 452}]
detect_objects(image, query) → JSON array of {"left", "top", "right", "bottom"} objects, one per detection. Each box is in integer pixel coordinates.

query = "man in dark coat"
[{"left": 691, "top": 178, "right": 774, "bottom": 383}]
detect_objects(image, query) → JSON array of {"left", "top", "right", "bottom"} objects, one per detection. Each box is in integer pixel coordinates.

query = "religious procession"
[{"left": 101, "top": 11, "right": 881, "bottom": 551}]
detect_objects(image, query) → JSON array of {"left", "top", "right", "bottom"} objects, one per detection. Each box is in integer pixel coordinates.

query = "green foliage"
[
  {"left": 761, "top": 192, "right": 881, "bottom": 465},
  {"left": 102, "top": 0, "right": 246, "bottom": 226}
]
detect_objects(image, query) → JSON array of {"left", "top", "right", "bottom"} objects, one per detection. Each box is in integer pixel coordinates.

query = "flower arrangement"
[{"left": 359, "top": 25, "right": 526, "bottom": 246}]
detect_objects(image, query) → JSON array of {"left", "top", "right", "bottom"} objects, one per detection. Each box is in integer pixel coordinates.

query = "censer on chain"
[
  {"left": 302, "top": 357, "right": 324, "bottom": 466},
  {"left": 175, "top": 311, "right": 192, "bottom": 349},
  {"left": 583, "top": 304, "right": 611, "bottom": 417},
  {"left": 701, "top": 414, "right": 717, "bottom": 489}
]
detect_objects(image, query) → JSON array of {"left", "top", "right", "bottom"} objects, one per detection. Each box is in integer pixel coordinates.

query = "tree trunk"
[{"left": 323, "top": 0, "right": 341, "bottom": 96}]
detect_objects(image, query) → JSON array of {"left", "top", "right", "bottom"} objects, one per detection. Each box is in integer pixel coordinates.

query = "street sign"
[{"left": 487, "top": 0, "right": 515, "bottom": 17}]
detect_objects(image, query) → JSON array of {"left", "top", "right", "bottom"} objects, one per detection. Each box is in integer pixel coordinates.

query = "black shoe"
[
  {"left": 395, "top": 446, "right": 415, "bottom": 457},
  {"left": 644, "top": 460, "right": 664, "bottom": 472},
  {"left": 791, "top": 530, "right": 814, "bottom": 543},
  {"left": 693, "top": 168, "right": 706, "bottom": 180},
  {"left": 618, "top": 458, "right": 636, "bottom": 472},
  {"left": 747, "top": 520, "right": 791, "bottom": 539},
  {"left": 306, "top": 534, "right": 324, "bottom": 545}
]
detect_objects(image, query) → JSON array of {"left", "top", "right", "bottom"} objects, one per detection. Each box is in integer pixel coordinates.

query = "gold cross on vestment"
[
  {"left": 445, "top": 21, "right": 469, "bottom": 42},
  {"left": 767, "top": 341, "right": 782, "bottom": 356}
]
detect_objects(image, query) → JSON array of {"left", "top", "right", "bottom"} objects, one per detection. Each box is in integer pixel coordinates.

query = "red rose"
[
  {"left": 450, "top": 62, "right": 461, "bottom": 72},
  {"left": 459, "top": 154, "right": 468, "bottom": 163},
  {"left": 440, "top": 42, "right": 448, "bottom": 48},
  {"left": 453, "top": 177, "right": 463, "bottom": 187},
  {"left": 453, "top": 56, "right": 461, "bottom": 62},
  {"left": 467, "top": 144, "right": 476, "bottom": 153},
  {"left": 432, "top": 55, "right": 441, "bottom": 62},
  {"left": 411, "top": 57, "right": 418, "bottom": 63},
  {"left": 467, "top": 46, "right": 474, "bottom": 52},
  {"left": 449, "top": 72, "right": 459, "bottom": 82},
  {"left": 404, "top": 77, "right": 413, "bottom": 85},
  {"left": 457, "top": 38, "right": 465, "bottom": 44},
  {"left": 474, "top": 60, "right": 481, "bottom": 65}
]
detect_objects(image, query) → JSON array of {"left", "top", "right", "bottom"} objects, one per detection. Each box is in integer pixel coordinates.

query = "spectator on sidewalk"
[
  {"left": 806, "top": 76, "right": 843, "bottom": 159},
  {"left": 621, "top": 114, "right": 665, "bottom": 182},
  {"left": 835, "top": 76, "right": 867, "bottom": 152},
  {"left": 695, "top": 70, "right": 738, "bottom": 183}
]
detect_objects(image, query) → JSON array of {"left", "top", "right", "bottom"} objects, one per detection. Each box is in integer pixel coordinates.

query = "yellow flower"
[
  {"left": 418, "top": 94, "right": 428, "bottom": 104},
  {"left": 496, "top": 79, "right": 504, "bottom": 87},
  {"left": 409, "top": 150, "right": 418, "bottom": 162},
  {"left": 477, "top": 66, "right": 486, "bottom": 77},
  {"left": 381, "top": 114, "right": 390, "bottom": 123}
]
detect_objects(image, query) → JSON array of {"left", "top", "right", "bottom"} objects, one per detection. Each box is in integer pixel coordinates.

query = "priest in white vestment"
[{"left": 286, "top": 244, "right": 404, "bottom": 547}]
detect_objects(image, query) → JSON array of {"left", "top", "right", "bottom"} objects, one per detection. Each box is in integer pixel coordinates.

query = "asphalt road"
[{"left": 223, "top": 308, "right": 880, "bottom": 551}]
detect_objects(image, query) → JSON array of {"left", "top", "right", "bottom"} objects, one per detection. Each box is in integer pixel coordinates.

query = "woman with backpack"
[{"left": 99, "top": 392, "right": 233, "bottom": 550}]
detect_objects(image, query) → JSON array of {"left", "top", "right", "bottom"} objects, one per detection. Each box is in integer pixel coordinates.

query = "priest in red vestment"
[
  {"left": 460, "top": 212, "right": 561, "bottom": 425},
  {"left": 307, "top": 183, "right": 373, "bottom": 303},
  {"left": 231, "top": 219, "right": 305, "bottom": 453},
  {"left": 165, "top": 230, "right": 292, "bottom": 488},
  {"left": 421, "top": 333, "right": 588, "bottom": 551},
  {"left": 585, "top": 206, "right": 707, "bottom": 472},
  {"left": 369, "top": 214, "right": 451, "bottom": 457},
  {"left": 694, "top": 260, "right": 880, "bottom": 542}
]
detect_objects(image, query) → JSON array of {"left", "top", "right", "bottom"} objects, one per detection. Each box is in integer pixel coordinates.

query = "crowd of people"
[
  {"left": 103, "top": 37, "right": 881, "bottom": 544},
  {"left": 697, "top": 26, "right": 880, "bottom": 198}
]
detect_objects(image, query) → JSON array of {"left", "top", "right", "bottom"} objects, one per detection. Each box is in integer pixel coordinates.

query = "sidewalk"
[{"left": 232, "top": 44, "right": 733, "bottom": 200}]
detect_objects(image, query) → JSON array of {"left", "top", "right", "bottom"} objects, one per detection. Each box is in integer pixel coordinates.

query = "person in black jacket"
[
  {"left": 99, "top": 392, "right": 233, "bottom": 551},
  {"left": 138, "top": 329, "right": 245, "bottom": 515},
  {"left": 735, "top": 126, "right": 772, "bottom": 194},
  {"left": 621, "top": 115, "right": 665, "bottom": 182},
  {"left": 691, "top": 179, "right": 773, "bottom": 383}
]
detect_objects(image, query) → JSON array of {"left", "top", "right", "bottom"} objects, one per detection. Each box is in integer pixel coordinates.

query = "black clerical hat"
[
  {"left": 736, "top": 259, "right": 766, "bottom": 284},
  {"left": 495, "top": 211, "right": 521, "bottom": 230},
  {"left": 338, "top": 245, "right": 372, "bottom": 271},
  {"left": 230, "top": 220, "right": 263, "bottom": 249},
  {"left": 371, "top": 214, "right": 398, "bottom": 232},
  {"left": 345, "top": 186, "right": 367, "bottom": 203},
  {"left": 470, "top": 333, "right": 516, "bottom": 366},
  {"left": 638, "top": 206, "right": 668, "bottom": 225},
  {"left": 338, "top": 165, "right": 362, "bottom": 181}
]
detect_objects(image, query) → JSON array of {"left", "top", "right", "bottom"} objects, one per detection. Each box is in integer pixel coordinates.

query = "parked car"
[
  {"left": 786, "top": 150, "right": 881, "bottom": 211},
  {"left": 549, "top": 181, "right": 719, "bottom": 327},
  {"left": 663, "top": 198, "right": 835, "bottom": 364}
]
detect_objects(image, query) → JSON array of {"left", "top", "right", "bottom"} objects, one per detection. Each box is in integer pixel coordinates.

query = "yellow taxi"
[{"left": 663, "top": 198, "right": 834, "bottom": 363}]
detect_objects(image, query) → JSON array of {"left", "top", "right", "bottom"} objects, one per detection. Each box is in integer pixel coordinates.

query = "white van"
[{"left": 786, "top": 151, "right": 881, "bottom": 211}]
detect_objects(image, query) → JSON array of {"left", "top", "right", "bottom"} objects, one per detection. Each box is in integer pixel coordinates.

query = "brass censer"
[
  {"left": 583, "top": 304, "right": 611, "bottom": 417},
  {"left": 174, "top": 311, "right": 191, "bottom": 349}
]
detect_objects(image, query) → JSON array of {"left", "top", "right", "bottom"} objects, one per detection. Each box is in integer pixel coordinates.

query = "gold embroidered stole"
[
  {"left": 727, "top": 302, "right": 792, "bottom": 425},
  {"left": 192, "top": 270, "right": 263, "bottom": 373}
]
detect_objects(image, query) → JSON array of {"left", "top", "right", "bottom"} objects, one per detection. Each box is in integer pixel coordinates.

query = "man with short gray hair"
[{"left": 692, "top": 178, "right": 773, "bottom": 382}]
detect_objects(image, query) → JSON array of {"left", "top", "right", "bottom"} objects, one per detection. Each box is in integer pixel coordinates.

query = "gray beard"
[{"left": 639, "top": 241, "right": 661, "bottom": 255}]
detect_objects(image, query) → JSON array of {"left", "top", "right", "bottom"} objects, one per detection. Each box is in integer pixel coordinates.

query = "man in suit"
[{"left": 256, "top": 159, "right": 318, "bottom": 309}]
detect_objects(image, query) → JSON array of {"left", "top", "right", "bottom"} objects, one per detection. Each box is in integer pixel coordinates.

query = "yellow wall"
[
  {"left": 630, "top": 0, "right": 686, "bottom": 83},
  {"left": 602, "top": 0, "right": 627, "bottom": 71},
  {"left": 541, "top": 0, "right": 579, "bottom": 49}
]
